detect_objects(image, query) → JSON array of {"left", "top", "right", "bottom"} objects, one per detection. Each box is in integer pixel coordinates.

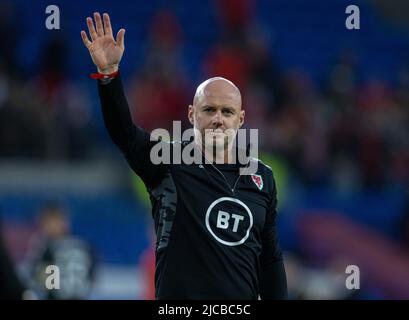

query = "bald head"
[
  {"left": 193, "top": 77, "right": 242, "bottom": 109},
  {"left": 188, "top": 77, "right": 245, "bottom": 156}
]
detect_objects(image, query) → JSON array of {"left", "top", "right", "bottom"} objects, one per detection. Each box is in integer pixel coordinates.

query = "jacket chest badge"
[{"left": 251, "top": 174, "right": 263, "bottom": 190}]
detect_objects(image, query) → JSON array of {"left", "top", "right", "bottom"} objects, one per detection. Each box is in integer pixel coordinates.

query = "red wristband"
[{"left": 90, "top": 70, "right": 119, "bottom": 80}]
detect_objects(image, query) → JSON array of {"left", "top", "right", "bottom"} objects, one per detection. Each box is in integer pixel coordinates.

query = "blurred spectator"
[
  {"left": 215, "top": 0, "right": 255, "bottom": 40},
  {"left": 33, "top": 35, "right": 94, "bottom": 160},
  {"left": 244, "top": 25, "right": 288, "bottom": 115},
  {"left": 324, "top": 51, "right": 360, "bottom": 106},
  {"left": 25, "top": 202, "right": 96, "bottom": 300},
  {"left": 129, "top": 10, "right": 190, "bottom": 133},
  {"left": 203, "top": 37, "right": 250, "bottom": 90}
]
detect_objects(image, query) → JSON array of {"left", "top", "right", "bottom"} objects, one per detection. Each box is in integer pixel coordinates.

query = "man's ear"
[
  {"left": 239, "top": 110, "right": 245, "bottom": 128},
  {"left": 188, "top": 105, "right": 194, "bottom": 125}
]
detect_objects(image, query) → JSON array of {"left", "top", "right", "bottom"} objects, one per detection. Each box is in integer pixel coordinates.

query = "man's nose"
[{"left": 212, "top": 111, "right": 223, "bottom": 126}]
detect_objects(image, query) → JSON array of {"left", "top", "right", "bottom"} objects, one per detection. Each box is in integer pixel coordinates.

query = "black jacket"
[{"left": 98, "top": 76, "right": 287, "bottom": 299}]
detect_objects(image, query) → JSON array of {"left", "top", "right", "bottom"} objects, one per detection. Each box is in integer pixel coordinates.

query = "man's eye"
[{"left": 223, "top": 110, "right": 233, "bottom": 114}]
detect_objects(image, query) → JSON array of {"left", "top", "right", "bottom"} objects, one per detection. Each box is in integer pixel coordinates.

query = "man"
[
  {"left": 81, "top": 12, "right": 287, "bottom": 299},
  {"left": 26, "top": 202, "right": 96, "bottom": 300}
]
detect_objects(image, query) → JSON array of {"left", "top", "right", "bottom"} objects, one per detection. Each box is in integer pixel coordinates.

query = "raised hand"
[{"left": 81, "top": 12, "right": 125, "bottom": 74}]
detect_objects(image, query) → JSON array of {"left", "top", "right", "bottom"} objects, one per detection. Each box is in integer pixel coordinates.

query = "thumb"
[{"left": 116, "top": 28, "right": 125, "bottom": 49}]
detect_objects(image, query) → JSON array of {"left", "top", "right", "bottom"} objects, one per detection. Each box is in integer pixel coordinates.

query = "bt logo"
[
  {"left": 216, "top": 211, "right": 244, "bottom": 233},
  {"left": 205, "top": 197, "right": 253, "bottom": 246}
]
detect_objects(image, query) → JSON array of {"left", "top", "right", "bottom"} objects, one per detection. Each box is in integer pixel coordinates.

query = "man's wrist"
[
  {"left": 97, "top": 65, "right": 119, "bottom": 74},
  {"left": 90, "top": 68, "right": 120, "bottom": 81}
]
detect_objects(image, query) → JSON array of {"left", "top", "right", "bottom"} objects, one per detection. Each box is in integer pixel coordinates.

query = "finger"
[
  {"left": 94, "top": 12, "right": 104, "bottom": 37},
  {"left": 86, "top": 17, "right": 97, "bottom": 41},
  {"left": 103, "top": 13, "right": 113, "bottom": 37},
  {"left": 116, "top": 29, "right": 125, "bottom": 49},
  {"left": 81, "top": 31, "right": 92, "bottom": 49}
]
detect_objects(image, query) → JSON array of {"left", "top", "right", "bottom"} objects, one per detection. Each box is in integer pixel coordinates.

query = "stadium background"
[{"left": 0, "top": 0, "right": 408, "bottom": 299}]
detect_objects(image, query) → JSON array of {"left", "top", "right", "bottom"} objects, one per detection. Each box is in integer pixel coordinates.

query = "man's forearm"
[{"left": 98, "top": 75, "right": 150, "bottom": 150}]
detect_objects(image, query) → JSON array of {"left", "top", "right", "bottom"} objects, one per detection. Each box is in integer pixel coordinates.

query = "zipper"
[
  {"left": 197, "top": 144, "right": 247, "bottom": 196},
  {"left": 207, "top": 162, "right": 246, "bottom": 196}
]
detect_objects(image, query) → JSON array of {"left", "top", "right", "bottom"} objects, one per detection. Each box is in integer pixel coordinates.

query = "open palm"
[{"left": 81, "top": 12, "right": 125, "bottom": 74}]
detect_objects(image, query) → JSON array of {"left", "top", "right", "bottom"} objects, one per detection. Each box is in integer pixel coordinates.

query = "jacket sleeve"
[
  {"left": 97, "top": 76, "right": 168, "bottom": 189},
  {"left": 259, "top": 177, "right": 288, "bottom": 299}
]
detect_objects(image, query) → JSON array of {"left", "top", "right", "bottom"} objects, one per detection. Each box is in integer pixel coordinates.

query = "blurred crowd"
[
  {"left": 0, "top": 1, "right": 407, "bottom": 191},
  {"left": 0, "top": 0, "right": 408, "bottom": 299},
  {"left": 0, "top": 3, "right": 93, "bottom": 160}
]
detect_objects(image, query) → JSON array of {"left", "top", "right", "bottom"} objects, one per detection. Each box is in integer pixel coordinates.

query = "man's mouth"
[
  {"left": 206, "top": 129, "right": 225, "bottom": 135},
  {"left": 209, "top": 131, "right": 225, "bottom": 139}
]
